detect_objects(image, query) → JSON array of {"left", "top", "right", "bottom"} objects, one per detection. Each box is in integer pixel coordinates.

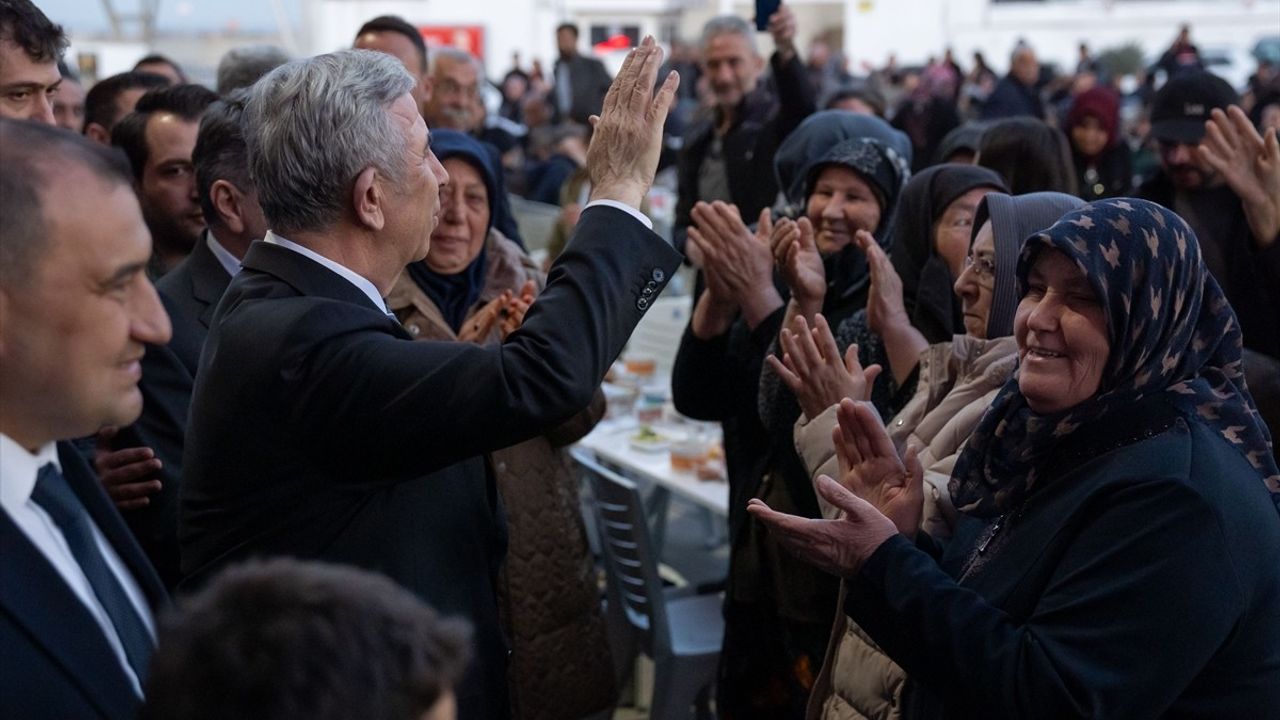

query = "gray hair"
[
  {"left": 242, "top": 49, "right": 415, "bottom": 236},
  {"left": 216, "top": 45, "right": 290, "bottom": 95},
  {"left": 700, "top": 15, "right": 757, "bottom": 54},
  {"left": 430, "top": 47, "right": 482, "bottom": 76}
]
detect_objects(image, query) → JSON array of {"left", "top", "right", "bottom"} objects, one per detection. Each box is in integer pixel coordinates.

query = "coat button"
[
  {"left": 651, "top": 268, "right": 665, "bottom": 282},
  {"left": 637, "top": 297, "right": 649, "bottom": 311},
  {"left": 497, "top": 462, "right": 507, "bottom": 472},
  {"left": 407, "top": 324, "right": 421, "bottom": 336},
  {"left": 642, "top": 287, "right": 654, "bottom": 297},
  {"left": 646, "top": 280, "right": 657, "bottom": 290}
]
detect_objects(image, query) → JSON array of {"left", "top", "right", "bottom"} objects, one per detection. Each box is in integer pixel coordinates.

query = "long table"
[{"left": 574, "top": 418, "right": 728, "bottom": 553}]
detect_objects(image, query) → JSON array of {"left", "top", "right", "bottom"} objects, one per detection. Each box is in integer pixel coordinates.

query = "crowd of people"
[{"left": 1, "top": 0, "right": 1278, "bottom": 718}]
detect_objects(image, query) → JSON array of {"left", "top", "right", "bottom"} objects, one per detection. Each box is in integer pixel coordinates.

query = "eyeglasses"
[{"left": 963, "top": 254, "right": 996, "bottom": 280}]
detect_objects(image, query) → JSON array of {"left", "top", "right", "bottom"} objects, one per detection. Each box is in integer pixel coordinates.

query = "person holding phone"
[{"left": 672, "top": 4, "right": 816, "bottom": 261}]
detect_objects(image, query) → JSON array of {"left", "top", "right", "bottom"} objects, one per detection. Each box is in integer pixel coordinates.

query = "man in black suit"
[
  {"left": 0, "top": 119, "right": 171, "bottom": 719},
  {"left": 179, "top": 43, "right": 682, "bottom": 720},
  {"left": 553, "top": 22, "right": 612, "bottom": 125},
  {"left": 99, "top": 93, "right": 266, "bottom": 588}
]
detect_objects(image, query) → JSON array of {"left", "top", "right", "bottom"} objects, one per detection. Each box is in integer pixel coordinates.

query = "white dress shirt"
[
  {"left": 263, "top": 230, "right": 392, "bottom": 313},
  {"left": 262, "top": 205, "right": 651, "bottom": 314},
  {"left": 206, "top": 230, "right": 242, "bottom": 278},
  {"left": 0, "top": 433, "right": 155, "bottom": 698}
]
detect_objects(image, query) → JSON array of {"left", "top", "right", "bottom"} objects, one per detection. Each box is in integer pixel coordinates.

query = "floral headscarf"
[{"left": 951, "top": 198, "right": 1279, "bottom": 518}]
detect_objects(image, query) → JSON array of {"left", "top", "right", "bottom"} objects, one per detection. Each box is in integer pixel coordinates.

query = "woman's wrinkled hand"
[
  {"left": 832, "top": 398, "right": 924, "bottom": 538},
  {"left": 771, "top": 216, "right": 826, "bottom": 308},
  {"left": 766, "top": 314, "right": 882, "bottom": 420},
  {"left": 747, "top": 474, "right": 899, "bottom": 578},
  {"left": 856, "top": 230, "right": 910, "bottom": 338}
]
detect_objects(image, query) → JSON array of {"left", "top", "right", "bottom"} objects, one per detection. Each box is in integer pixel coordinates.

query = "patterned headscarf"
[{"left": 951, "top": 198, "right": 1280, "bottom": 518}]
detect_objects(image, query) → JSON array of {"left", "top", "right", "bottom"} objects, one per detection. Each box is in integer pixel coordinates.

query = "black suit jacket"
[
  {"left": 120, "top": 235, "right": 232, "bottom": 588},
  {"left": 0, "top": 442, "right": 167, "bottom": 720},
  {"left": 553, "top": 54, "right": 612, "bottom": 125},
  {"left": 179, "top": 206, "right": 681, "bottom": 719}
]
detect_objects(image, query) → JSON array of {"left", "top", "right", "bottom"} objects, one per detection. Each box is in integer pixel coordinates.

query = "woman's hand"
[
  {"left": 459, "top": 293, "right": 508, "bottom": 343},
  {"left": 497, "top": 280, "right": 537, "bottom": 340},
  {"left": 766, "top": 314, "right": 882, "bottom": 420},
  {"left": 1198, "top": 105, "right": 1280, "bottom": 249},
  {"left": 747, "top": 474, "right": 899, "bottom": 578},
  {"left": 856, "top": 230, "right": 909, "bottom": 338},
  {"left": 690, "top": 202, "right": 783, "bottom": 327},
  {"left": 832, "top": 398, "right": 924, "bottom": 538},
  {"left": 771, "top": 216, "right": 826, "bottom": 313}
]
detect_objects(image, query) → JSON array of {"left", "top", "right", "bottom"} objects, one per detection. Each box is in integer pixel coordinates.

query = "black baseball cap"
[{"left": 1149, "top": 71, "right": 1240, "bottom": 144}]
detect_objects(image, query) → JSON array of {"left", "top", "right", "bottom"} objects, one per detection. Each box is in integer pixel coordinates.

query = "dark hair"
[
  {"left": 193, "top": 90, "right": 253, "bottom": 228},
  {"left": 355, "top": 15, "right": 428, "bottom": 73},
  {"left": 141, "top": 559, "right": 471, "bottom": 720},
  {"left": 0, "top": 0, "right": 67, "bottom": 64},
  {"left": 133, "top": 53, "right": 187, "bottom": 81},
  {"left": 977, "top": 117, "right": 1079, "bottom": 196},
  {"left": 556, "top": 22, "right": 579, "bottom": 38},
  {"left": 83, "top": 71, "right": 171, "bottom": 134},
  {"left": 0, "top": 118, "right": 132, "bottom": 287},
  {"left": 112, "top": 83, "right": 218, "bottom": 179}
]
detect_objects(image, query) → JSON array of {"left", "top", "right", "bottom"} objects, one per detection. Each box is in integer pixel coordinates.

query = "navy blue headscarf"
[
  {"left": 951, "top": 198, "right": 1279, "bottom": 518},
  {"left": 408, "top": 130, "right": 500, "bottom": 333}
]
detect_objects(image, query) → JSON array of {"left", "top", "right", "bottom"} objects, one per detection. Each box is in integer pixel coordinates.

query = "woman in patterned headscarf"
[{"left": 748, "top": 198, "right": 1280, "bottom": 717}]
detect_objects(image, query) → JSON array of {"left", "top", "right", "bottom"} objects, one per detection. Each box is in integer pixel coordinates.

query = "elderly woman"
[
  {"left": 769, "top": 191, "right": 1084, "bottom": 719},
  {"left": 672, "top": 111, "right": 910, "bottom": 718},
  {"left": 751, "top": 198, "right": 1280, "bottom": 717},
  {"left": 385, "top": 130, "right": 614, "bottom": 720}
]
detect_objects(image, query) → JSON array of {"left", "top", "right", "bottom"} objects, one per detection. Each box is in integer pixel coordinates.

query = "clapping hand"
[
  {"left": 831, "top": 398, "right": 924, "bottom": 538},
  {"left": 1198, "top": 105, "right": 1280, "bottom": 248},
  {"left": 747, "top": 474, "right": 899, "bottom": 579},
  {"left": 765, "top": 314, "right": 882, "bottom": 420},
  {"left": 856, "top": 230, "right": 909, "bottom": 338},
  {"left": 689, "top": 203, "right": 782, "bottom": 327},
  {"left": 770, "top": 216, "right": 826, "bottom": 311},
  {"left": 499, "top": 280, "right": 537, "bottom": 339},
  {"left": 586, "top": 36, "right": 679, "bottom": 211}
]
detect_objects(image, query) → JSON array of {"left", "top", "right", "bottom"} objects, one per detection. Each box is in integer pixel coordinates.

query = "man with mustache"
[
  {"left": 673, "top": 7, "right": 815, "bottom": 257},
  {"left": 1136, "top": 71, "right": 1280, "bottom": 361}
]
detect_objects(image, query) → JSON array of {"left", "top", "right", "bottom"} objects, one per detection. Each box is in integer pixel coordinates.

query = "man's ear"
[
  {"left": 209, "top": 180, "right": 243, "bottom": 235},
  {"left": 352, "top": 166, "right": 385, "bottom": 231},
  {"left": 419, "top": 73, "right": 433, "bottom": 108},
  {"left": 84, "top": 122, "right": 111, "bottom": 145}
]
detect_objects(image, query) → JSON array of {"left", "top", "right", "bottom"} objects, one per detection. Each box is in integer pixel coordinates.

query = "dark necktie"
[{"left": 30, "top": 463, "right": 153, "bottom": 681}]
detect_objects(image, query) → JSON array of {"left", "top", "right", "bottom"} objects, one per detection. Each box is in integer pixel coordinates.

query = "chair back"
[{"left": 575, "top": 450, "right": 672, "bottom": 658}]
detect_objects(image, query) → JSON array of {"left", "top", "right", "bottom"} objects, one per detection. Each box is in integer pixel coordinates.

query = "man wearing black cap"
[{"left": 1137, "top": 71, "right": 1280, "bottom": 361}]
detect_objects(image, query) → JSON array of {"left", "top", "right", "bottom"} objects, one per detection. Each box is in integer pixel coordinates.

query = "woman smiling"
[{"left": 750, "top": 198, "right": 1280, "bottom": 717}]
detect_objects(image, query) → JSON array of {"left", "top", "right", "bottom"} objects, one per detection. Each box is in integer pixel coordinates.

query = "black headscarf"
[
  {"left": 408, "top": 130, "right": 499, "bottom": 333},
  {"left": 888, "top": 165, "right": 1007, "bottom": 343}
]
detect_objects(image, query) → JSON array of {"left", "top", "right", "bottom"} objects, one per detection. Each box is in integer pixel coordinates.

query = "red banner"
[{"left": 418, "top": 25, "right": 484, "bottom": 59}]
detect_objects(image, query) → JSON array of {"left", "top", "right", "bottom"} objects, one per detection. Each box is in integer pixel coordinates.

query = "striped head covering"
[{"left": 951, "top": 198, "right": 1279, "bottom": 518}]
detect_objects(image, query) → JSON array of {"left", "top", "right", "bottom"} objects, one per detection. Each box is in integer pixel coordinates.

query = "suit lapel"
[
  {"left": 188, "top": 236, "right": 234, "bottom": 330},
  {"left": 0, "top": 513, "right": 141, "bottom": 720},
  {"left": 56, "top": 443, "right": 168, "bottom": 610}
]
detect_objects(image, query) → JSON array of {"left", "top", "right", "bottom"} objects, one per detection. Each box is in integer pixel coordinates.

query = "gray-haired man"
[{"left": 179, "top": 43, "right": 681, "bottom": 719}]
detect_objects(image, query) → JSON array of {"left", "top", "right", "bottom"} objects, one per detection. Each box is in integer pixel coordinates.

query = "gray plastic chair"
[{"left": 575, "top": 450, "right": 723, "bottom": 720}]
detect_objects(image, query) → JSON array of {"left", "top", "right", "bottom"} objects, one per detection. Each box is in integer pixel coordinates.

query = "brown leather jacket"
[{"left": 388, "top": 230, "right": 616, "bottom": 720}]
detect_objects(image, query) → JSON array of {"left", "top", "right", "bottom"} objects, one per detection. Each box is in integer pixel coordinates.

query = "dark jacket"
[
  {"left": 1072, "top": 143, "right": 1132, "bottom": 201},
  {"left": 1136, "top": 173, "right": 1280, "bottom": 359},
  {"left": 980, "top": 75, "right": 1044, "bottom": 120},
  {"left": 847, "top": 396, "right": 1280, "bottom": 719},
  {"left": 673, "top": 51, "right": 816, "bottom": 253},
  {"left": 553, "top": 53, "right": 612, "bottom": 125},
  {"left": 118, "top": 234, "right": 231, "bottom": 588},
  {"left": 179, "top": 206, "right": 681, "bottom": 720},
  {"left": 0, "top": 443, "right": 168, "bottom": 720}
]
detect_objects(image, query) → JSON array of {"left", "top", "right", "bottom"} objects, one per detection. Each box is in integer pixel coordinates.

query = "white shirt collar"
[
  {"left": 205, "top": 230, "right": 242, "bottom": 278},
  {"left": 262, "top": 230, "right": 391, "bottom": 314},
  {"left": 0, "top": 433, "right": 61, "bottom": 513}
]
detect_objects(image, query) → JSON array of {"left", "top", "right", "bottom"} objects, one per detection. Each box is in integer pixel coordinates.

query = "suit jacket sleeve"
[{"left": 290, "top": 206, "right": 681, "bottom": 480}]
